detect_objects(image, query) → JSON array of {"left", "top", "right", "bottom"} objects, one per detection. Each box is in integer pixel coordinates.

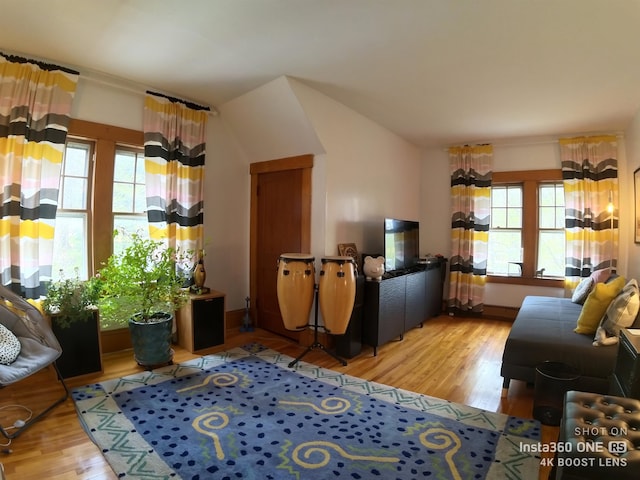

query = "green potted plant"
[
  {"left": 43, "top": 270, "right": 103, "bottom": 378},
  {"left": 97, "top": 231, "right": 191, "bottom": 368}
]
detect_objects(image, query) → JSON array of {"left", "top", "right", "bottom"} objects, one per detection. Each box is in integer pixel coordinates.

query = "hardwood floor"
[{"left": 0, "top": 315, "right": 556, "bottom": 479}]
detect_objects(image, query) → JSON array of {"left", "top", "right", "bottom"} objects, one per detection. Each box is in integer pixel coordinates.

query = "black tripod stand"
[{"left": 288, "top": 284, "right": 348, "bottom": 368}]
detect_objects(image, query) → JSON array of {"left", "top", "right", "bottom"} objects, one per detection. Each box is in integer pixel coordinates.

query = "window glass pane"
[
  {"left": 507, "top": 208, "right": 522, "bottom": 228},
  {"left": 62, "top": 177, "right": 87, "bottom": 209},
  {"left": 63, "top": 143, "right": 89, "bottom": 177},
  {"left": 135, "top": 155, "right": 146, "bottom": 183},
  {"left": 556, "top": 206, "right": 565, "bottom": 228},
  {"left": 507, "top": 186, "right": 522, "bottom": 206},
  {"left": 537, "top": 230, "right": 565, "bottom": 277},
  {"left": 487, "top": 230, "right": 522, "bottom": 275},
  {"left": 113, "top": 215, "right": 149, "bottom": 257},
  {"left": 134, "top": 184, "right": 147, "bottom": 213},
  {"left": 492, "top": 208, "right": 506, "bottom": 228},
  {"left": 539, "top": 206, "right": 557, "bottom": 229},
  {"left": 52, "top": 213, "right": 88, "bottom": 280},
  {"left": 113, "top": 183, "right": 134, "bottom": 212},
  {"left": 492, "top": 187, "right": 506, "bottom": 207},
  {"left": 539, "top": 185, "right": 556, "bottom": 206},
  {"left": 114, "top": 151, "right": 136, "bottom": 182}
]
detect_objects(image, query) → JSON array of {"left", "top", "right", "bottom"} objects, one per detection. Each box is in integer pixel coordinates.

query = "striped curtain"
[
  {"left": 0, "top": 53, "right": 78, "bottom": 297},
  {"left": 143, "top": 92, "right": 209, "bottom": 256},
  {"left": 448, "top": 145, "right": 493, "bottom": 314},
  {"left": 561, "top": 135, "right": 618, "bottom": 292}
]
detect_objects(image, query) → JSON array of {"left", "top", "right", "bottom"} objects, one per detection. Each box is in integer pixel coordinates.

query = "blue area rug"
[{"left": 72, "top": 344, "right": 541, "bottom": 479}]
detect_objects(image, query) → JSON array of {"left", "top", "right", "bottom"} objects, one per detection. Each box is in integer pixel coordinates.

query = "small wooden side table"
[{"left": 176, "top": 290, "right": 226, "bottom": 353}]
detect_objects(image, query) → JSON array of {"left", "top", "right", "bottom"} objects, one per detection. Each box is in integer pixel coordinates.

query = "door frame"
[{"left": 249, "top": 154, "right": 314, "bottom": 331}]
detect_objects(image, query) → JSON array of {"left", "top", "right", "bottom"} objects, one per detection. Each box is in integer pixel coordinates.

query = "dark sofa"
[{"left": 500, "top": 296, "right": 639, "bottom": 395}]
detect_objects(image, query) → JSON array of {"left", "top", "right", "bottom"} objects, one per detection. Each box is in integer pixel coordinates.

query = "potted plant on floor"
[
  {"left": 98, "top": 231, "right": 191, "bottom": 368},
  {"left": 43, "top": 270, "right": 103, "bottom": 378}
]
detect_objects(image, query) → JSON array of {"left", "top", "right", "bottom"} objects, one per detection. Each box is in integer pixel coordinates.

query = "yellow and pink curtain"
[
  {"left": 0, "top": 53, "right": 78, "bottom": 297},
  {"left": 143, "top": 92, "right": 209, "bottom": 256},
  {"left": 448, "top": 145, "right": 493, "bottom": 314},
  {"left": 561, "top": 135, "right": 618, "bottom": 292}
]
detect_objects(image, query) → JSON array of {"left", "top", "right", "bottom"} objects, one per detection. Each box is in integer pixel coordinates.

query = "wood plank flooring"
[{"left": 0, "top": 315, "right": 556, "bottom": 479}]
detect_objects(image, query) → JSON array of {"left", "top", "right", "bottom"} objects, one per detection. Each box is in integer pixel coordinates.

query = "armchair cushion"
[
  {"left": 0, "top": 288, "right": 62, "bottom": 386},
  {"left": 0, "top": 323, "right": 20, "bottom": 365}
]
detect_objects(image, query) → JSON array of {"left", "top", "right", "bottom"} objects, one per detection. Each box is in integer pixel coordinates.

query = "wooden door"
[{"left": 250, "top": 155, "right": 312, "bottom": 340}]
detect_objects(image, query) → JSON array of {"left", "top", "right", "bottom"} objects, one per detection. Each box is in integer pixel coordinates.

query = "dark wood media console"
[{"left": 362, "top": 259, "right": 445, "bottom": 355}]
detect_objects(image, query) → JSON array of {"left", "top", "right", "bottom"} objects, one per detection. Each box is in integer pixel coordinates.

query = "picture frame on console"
[{"left": 338, "top": 243, "right": 360, "bottom": 272}]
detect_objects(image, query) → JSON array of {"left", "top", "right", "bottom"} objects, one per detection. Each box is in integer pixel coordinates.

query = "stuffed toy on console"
[{"left": 363, "top": 256, "right": 385, "bottom": 281}]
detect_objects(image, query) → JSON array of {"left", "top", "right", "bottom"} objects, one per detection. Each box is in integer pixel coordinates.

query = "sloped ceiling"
[{"left": 1, "top": 0, "right": 639, "bottom": 147}]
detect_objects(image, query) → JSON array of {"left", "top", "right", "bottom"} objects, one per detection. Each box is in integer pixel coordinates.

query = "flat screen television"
[{"left": 384, "top": 218, "right": 420, "bottom": 273}]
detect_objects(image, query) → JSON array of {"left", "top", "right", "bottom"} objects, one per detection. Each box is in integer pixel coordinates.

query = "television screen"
[{"left": 384, "top": 218, "right": 420, "bottom": 272}]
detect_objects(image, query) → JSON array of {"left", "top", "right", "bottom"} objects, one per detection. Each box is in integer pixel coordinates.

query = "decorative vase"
[{"left": 194, "top": 250, "right": 206, "bottom": 288}]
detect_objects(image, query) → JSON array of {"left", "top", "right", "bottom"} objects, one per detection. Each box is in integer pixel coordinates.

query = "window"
[
  {"left": 487, "top": 169, "right": 564, "bottom": 286},
  {"left": 537, "top": 183, "right": 565, "bottom": 277},
  {"left": 487, "top": 185, "right": 523, "bottom": 276},
  {"left": 112, "top": 147, "right": 148, "bottom": 257},
  {"left": 51, "top": 120, "right": 144, "bottom": 281},
  {"left": 52, "top": 141, "right": 94, "bottom": 280}
]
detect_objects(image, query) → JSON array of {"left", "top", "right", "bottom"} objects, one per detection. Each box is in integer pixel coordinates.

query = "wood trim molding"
[
  {"left": 492, "top": 169, "right": 562, "bottom": 183},
  {"left": 69, "top": 118, "right": 143, "bottom": 146},
  {"left": 249, "top": 154, "right": 314, "bottom": 175}
]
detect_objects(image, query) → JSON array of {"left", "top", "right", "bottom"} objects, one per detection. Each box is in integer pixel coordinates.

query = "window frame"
[
  {"left": 488, "top": 169, "right": 564, "bottom": 288},
  {"left": 53, "top": 139, "right": 95, "bottom": 280},
  {"left": 66, "top": 119, "right": 144, "bottom": 276}
]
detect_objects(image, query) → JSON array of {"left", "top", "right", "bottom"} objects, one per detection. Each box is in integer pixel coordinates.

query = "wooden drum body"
[
  {"left": 318, "top": 256, "right": 356, "bottom": 335},
  {"left": 276, "top": 253, "right": 315, "bottom": 331}
]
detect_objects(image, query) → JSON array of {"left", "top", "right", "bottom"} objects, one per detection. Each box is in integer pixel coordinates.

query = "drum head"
[
  {"left": 280, "top": 253, "right": 315, "bottom": 261},
  {"left": 321, "top": 255, "right": 355, "bottom": 264}
]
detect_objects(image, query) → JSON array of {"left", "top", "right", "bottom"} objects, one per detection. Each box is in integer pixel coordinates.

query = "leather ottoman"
[{"left": 554, "top": 391, "right": 640, "bottom": 479}]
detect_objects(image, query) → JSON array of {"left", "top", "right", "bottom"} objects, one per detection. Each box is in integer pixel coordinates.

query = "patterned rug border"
[{"left": 72, "top": 343, "right": 541, "bottom": 479}]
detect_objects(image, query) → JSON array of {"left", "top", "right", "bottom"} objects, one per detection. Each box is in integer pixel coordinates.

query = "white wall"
[
  {"left": 221, "top": 76, "right": 422, "bottom": 268},
  {"left": 289, "top": 79, "right": 423, "bottom": 258},
  {"left": 422, "top": 136, "right": 631, "bottom": 308},
  {"left": 219, "top": 76, "right": 325, "bottom": 163}
]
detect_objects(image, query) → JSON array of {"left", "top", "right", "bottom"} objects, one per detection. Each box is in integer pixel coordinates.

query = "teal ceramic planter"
[{"left": 128, "top": 313, "right": 174, "bottom": 368}]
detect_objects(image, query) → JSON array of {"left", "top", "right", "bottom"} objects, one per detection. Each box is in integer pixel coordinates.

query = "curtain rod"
[
  {"left": 79, "top": 71, "right": 220, "bottom": 116},
  {"left": 443, "top": 132, "right": 625, "bottom": 151},
  {"left": 1, "top": 51, "right": 79, "bottom": 75},
  {"left": 1, "top": 48, "right": 220, "bottom": 116}
]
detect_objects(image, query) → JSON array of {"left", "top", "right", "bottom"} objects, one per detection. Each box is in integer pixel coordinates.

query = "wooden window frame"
[
  {"left": 67, "top": 119, "right": 144, "bottom": 276},
  {"left": 488, "top": 169, "right": 564, "bottom": 288}
]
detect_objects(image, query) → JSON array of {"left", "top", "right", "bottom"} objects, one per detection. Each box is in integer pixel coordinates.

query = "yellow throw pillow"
[
  {"left": 27, "top": 298, "right": 45, "bottom": 315},
  {"left": 575, "top": 276, "right": 626, "bottom": 334}
]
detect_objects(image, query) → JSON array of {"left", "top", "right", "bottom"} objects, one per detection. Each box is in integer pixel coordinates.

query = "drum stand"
[{"left": 288, "top": 284, "right": 348, "bottom": 368}]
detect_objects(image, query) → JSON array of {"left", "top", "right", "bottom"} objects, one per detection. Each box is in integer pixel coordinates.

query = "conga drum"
[
  {"left": 276, "top": 253, "right": 315, "bottom": 331},
  {"left": 318, "top": 256, "right": 356, "bottom": 335}
]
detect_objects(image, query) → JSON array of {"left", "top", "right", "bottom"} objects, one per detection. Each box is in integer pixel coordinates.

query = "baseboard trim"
[{"left": 482, "top": 304, "right": 519, "bottom": 321}]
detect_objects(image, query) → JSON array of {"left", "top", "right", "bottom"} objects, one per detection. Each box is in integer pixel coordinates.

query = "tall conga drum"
[
  {"left": 277, "top": 253, "right": 315, "bottom": 331},
  {"left": 318, "top": 256, "right": 356, "bottom": 335}
]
